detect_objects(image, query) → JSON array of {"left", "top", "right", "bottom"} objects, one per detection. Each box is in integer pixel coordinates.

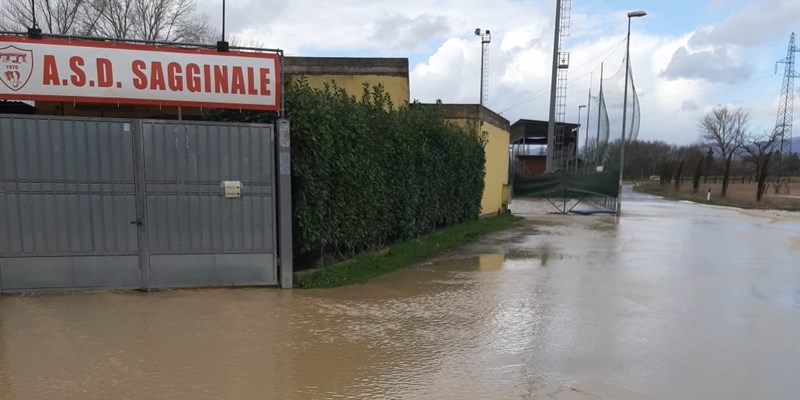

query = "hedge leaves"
[{"left": 204, "top": 78, "right": 486, "bottom": 262}]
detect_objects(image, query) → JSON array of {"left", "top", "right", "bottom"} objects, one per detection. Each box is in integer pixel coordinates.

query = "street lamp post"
[
  {"left": 577, "top": 105, "right": 586, "bottom": 170},
  {"left": 617, "top": 10, "right": 646, "bottom": 215},
  {"left": 475, "top": 28, "right": 491, "bottom": 106}
]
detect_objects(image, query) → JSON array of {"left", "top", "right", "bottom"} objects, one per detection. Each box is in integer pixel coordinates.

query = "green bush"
[{"left": 203, "top": 78, "right": 486, "bottom": 264}]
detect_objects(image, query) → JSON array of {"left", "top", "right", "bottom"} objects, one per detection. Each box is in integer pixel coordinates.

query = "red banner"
[{"left": 0, "top": 36, "right": 281, "bottom": 111}]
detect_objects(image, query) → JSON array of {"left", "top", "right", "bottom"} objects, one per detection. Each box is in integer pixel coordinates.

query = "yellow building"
[
  {"left": 283, "top": 57, "right": 410, "bottom": 104},
  {"left": 283, "top": 59, "right": 510, "bottom": 217},
  {"left": 431, "top": 104, "right": 511, "bottom": 216}
]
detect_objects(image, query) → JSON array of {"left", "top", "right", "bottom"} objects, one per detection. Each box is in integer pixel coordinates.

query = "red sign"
[{"left": 0, "top": 36, "right": 281, "bottom": 111}]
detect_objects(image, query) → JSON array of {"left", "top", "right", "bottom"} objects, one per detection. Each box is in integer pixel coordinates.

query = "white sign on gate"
[{"left": 0, "top": 35, "right": 281, "bottom": 111}]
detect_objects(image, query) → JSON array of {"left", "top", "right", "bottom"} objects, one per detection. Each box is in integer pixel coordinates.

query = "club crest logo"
[{"left": 0, "top": 45, "right": 34, "bottom": 91}]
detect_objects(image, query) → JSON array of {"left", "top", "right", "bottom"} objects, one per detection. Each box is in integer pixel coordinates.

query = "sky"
[{"left": 196, "top": 0, "right": 800, "bottom": 145}]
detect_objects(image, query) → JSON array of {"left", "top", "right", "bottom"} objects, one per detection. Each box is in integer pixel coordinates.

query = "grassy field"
[
  {"left": 634, "top": 178, "right": 800, "bottom": 211},
  {"left": 294, "top": 213, "right": 521, "bottom": 289}
]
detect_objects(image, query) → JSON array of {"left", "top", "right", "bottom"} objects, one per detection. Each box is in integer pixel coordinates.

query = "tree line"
[
  {"left": 0, "top": 0, "right": 216, "bottom": 43},
  {"left": 584, "top": 105, "right": 798, "bottom": 201}
]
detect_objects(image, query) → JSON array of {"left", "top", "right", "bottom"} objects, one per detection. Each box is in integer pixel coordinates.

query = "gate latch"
[
  {"left": 130, "top": 218, "right": 143, "bottom": 226},
  {"left": 221, "top": 180, "right": 243, "bottom": 198}
]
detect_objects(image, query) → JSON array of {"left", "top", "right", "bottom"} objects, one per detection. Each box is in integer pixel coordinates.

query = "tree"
[
  {"left": 580, "top": 137, "right": 599, "bottom": 170},
  {"left": 93, "top": 0, "right": 137, "bottom": 39},
  {"left": 741, "top": 129, "right": 778, "bottom": 179},
  {"left": 699, "top": 105, "right": 748, "bottom": 196},
  {"left": 692, "top": 154, "right": 704, "bottom": 193},
  {"left": 131, "top": 0, "right": 201, "bottom": 42},
  {"left": 0, "top": 0, "right": 99, "bottom": 35},
  {"left": 757, "top": 151, "right": 774, "bottom": 202},
  {"left": 0, "top": 0, "right": 214, "bottom": 43},
  {"left": 673, "top": 160, "right": 684, "bottom": 190}
]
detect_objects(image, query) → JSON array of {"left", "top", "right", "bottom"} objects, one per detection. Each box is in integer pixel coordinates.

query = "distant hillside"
[{"left": 775, "top": 136, "right": 800, "bottom": 154}]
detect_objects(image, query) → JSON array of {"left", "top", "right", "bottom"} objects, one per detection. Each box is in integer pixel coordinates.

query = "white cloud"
[
  {"left": 661, "top": 47, "right": 753, "bottom": 83},
  {"left": 410, "top": 38, "right": 477, "bottom": 103},
  {"left": 690, "top": 0, "right": 799, "bottom": 48},
  {"left": 192, "top": 0, "right": 794, "bottom": 145},
  {"left": 369, "top": 13, "right": 451, "bottom": 51}
]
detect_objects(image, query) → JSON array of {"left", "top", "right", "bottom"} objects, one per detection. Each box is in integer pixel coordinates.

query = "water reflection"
[{"left": 1, "top": 195, "right": 798, "bottom": 400}]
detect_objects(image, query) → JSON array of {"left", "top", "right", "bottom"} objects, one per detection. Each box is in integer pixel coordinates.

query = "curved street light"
[{"left": 617, "top": 10, "right": 647, "bottom": 215}]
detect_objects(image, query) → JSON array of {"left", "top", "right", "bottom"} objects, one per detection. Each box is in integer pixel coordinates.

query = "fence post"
[{"left": 276, "top": 119, "right": 293, "bottom": 289}]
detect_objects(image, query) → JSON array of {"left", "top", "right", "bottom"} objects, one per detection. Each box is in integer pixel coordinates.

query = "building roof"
[
  {"left": 510, "top": 119, "right": 580, "bottom": 145},
  {"left": 283, "top": 57, "right": 408, "bottom": 77},
  {"left": 426, "top": 103, "right": 510, "bottom": 131}
]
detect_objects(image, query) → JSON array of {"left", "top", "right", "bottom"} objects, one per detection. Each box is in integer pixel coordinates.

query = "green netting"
[
  {"left": 511, "top": 50, "right": 638, "bottom": 203},
  {"left": 512, "top": 169, "right": 619, "bottom": 198},
  {"left": 582, "top": 53, "right": 640, "bottom": 170}
]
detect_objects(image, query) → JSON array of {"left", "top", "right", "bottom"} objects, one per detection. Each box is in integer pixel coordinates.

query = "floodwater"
[{"left": 1, "top": 191, "right": 799, "bottom": 400}]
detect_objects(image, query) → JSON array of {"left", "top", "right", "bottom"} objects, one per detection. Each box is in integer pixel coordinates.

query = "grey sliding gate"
[{"left": 0, "top": 115, "right": 278, "bottom": 292}]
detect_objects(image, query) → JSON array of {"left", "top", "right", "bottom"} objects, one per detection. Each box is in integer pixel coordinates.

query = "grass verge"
[
  {"left": 633, "top": 181, "right": 800, "bottom": 211},
  {"left": 294, "top": 213, "right": 521, "bottom": 289}
]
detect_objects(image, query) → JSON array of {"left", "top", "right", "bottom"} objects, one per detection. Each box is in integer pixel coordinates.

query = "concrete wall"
[
  {"left": 284, "top": 57, "right": 410, "bottom": 104},
  {"left": 481, "top": 121, "right": 511, "bottom": 215},
  {"left": 517, "top": 155, "right": 547, "bottom": 175},
  {"left": 435, "top": 104, "right": 511, "bottom": 216}
]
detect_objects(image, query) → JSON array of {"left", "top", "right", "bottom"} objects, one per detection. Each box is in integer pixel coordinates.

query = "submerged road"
[{"left": 1, "top": 192, "right": 798, "bottom": 399}]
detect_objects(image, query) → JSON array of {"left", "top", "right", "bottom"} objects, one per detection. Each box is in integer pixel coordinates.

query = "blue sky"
[{"left": 200, "top": 0, "right": 800, "bottom": 145}]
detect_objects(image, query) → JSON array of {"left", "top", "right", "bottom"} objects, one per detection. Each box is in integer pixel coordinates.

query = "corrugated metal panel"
[
  {"left": 0, "top": 116, "right": 138, "bottom": 257},
  {"left": 0, "top": 116, "right": 278, "bottom": 291},
  {"left": 140, "top": 121, "right": 275, "bottom": 255}
]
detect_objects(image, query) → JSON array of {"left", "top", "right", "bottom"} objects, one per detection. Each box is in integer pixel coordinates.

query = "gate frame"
[
  {"left": 0, "top": 114, "right": 291, "bottom": 292},
  {"left": 131, "top": 121, "right": 152, "bottom": 290}
]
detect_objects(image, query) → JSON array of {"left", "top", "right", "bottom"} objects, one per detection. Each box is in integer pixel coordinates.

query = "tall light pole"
[
  {"left": 475, "top": 28, "right": 491, "bottom": 106},
  {"left": 577, "top": 105, "right": 586, "bottom": 170},
  {"left": 617, "top": 10, "right": 646, "bottom": 215}
]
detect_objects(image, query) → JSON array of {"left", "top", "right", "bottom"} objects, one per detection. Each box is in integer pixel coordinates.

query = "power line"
[{"left": 496, "top": 37, "right": 627, "bottom": 115}]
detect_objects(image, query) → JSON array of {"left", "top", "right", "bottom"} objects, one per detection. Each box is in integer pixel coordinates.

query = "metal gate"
[{"left": 0, "top": 115, "right": 278, "bottom": 292}]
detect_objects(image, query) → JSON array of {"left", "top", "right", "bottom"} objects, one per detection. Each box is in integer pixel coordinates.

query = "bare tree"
[
  {"left": 740, "top": 130, "right": 779, "bottom": 178},
  {"left": 0, "top": 0, "right": 100, "bottom": 35},
  {"left": 174, "top": 11, "right": 216, "bottom": 44},
  {"left": 91, "top": 0, "right": 134, "bottom": 38},
  {"left": 229, "top": 33, "right": 271, "bottom": 49},
  {"left": 1, "top": 0, "right": 213, "bottom": 42},
  {"left": 699, "top": 105, "right": 748, "bottom": 196},
  {"left": 0, "top": 0, "right": 30, "bottom": 31},
  {"left": 39, "top": 0, "right": 86, "bottom": 34},
  {"left": 579, "top": 137, "right": 599, "bottom": 169},
  {"left": 133, "top": 0, "right": 193, "bottom": 41}
]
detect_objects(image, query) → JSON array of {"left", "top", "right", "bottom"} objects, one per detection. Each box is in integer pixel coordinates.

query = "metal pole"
[
  {"left": 545, "top": 0, "right": 562, "bottom": 173},
  {"left": 577, "top": 105, "right": 585, "bottom": 171},
  {"left": 615, "top": 10, "right": 646, "bottom": 212},
  {"left": 30, "top": 0, "right": 36, "bottom": 28},
  {"left": 277, "top": 119, "right": 293, "bottom": 288},
  {"left": 585, "top": 87, "right": 591, "bottom": 155},
  {"left": 475, "top": 29, "right": 490, "bottom": 106},
  {"left": 222, "top": 0, "right": 226, "bottom": 42},
  {"left": 596, "top": 63, "right": 603, "bottom": 147},
  {"left": 479, "top": 38, "right": 485, "bottom": 107},
  {"left": 617, "top": 16, "right": 633, "bottom": 215}
]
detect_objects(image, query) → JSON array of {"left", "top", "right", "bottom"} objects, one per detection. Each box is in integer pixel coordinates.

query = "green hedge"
[{"left": 204, "top": 78, "right": 486, "bottom": 263}]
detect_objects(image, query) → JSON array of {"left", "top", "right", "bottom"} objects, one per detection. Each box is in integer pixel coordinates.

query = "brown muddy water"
[{"left": 1, "top": 192, "right": 799, "bottom": 400}]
